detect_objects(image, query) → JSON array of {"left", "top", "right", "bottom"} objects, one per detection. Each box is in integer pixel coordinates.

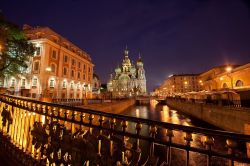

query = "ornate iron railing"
[{"left": 0, "top": 94, "right": 250, "bottom": 166}]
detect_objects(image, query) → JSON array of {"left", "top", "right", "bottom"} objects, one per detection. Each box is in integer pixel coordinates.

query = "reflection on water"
[
  {"left": 123, "top": 100, "right": 199, "bottom": 127},
  {"left": 121, "top": 100, "right": 247, "bottom": 166}
]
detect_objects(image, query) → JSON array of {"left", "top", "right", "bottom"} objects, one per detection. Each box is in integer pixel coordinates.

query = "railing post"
[
  {"left": 121, "top": 120, "right": 128, "bottom": 165},
  {"left": 166, "top": 129, "right": 174, "bottom": 165},
  {"left": 184, "top": 132, "right": 193, "bottom": 166},
  {"left": 149, "top": 125, "right": 157, "bottom": 156},
  {"left": 109, "top": 118, "right": 116, "bottom": 157},
  {"left": 226, "top": 139, "right": 237, "bottom": 166},
  {"left": 135, "top": 122, "right": 142, "bottom": 151}
]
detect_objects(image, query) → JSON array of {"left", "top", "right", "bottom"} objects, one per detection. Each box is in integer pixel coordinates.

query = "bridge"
[
  {"left": 135, "top": 96, "right": 166, "bottom": 105},
  {"left": 0, "top": 94, "right": 250, "bottom": 165}
]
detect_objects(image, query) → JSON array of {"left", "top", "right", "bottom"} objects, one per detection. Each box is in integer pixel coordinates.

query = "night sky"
[{"left": 2, "top": 0, "right": 250, "bottom": 91}]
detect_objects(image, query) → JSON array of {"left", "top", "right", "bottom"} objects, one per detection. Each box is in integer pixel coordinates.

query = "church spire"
[
  {"left": 124, "top": 45, "right": 129, "bottom": 57},
  {"left": 137, "top": 52, "right": 143, "bottom": 63}
]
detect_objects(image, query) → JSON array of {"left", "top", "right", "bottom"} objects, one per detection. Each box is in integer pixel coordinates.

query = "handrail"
[
  {"left": 2, "top": 94, "right": 250, "bottom": 140},
  {"left": 0, "top": 94, "right": 250, "bottom": 165}
]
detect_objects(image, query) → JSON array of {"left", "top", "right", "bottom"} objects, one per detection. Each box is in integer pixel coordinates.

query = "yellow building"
[
  {"left": 0, "top": 25, "right": 94, "bottom": 99},
  {"left": 155, "top": 74, "right": 202, "bottom": 97},
  {"left": 199, "top": 63, "right": 250, "bottom": 91}
]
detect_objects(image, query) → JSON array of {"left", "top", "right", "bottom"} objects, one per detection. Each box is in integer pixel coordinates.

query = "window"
[
  {"left": 21, "top": 79, "right": 25, "bottom": 87},
  {"left": 63, "top": 67, "right": 67, "bottom": 76},
  {"left": 51, "top": 64, "right": 56, "bottom": 73},
  {"left": 88, "top": 67, "right": 91, "bottom": 73},
  {"left": 64, "top": 55, "right": 68, "bottom": 63},
  {"left": 83, "top": 64, "right": 86, "bottom": 70},
  {"left": 11, "top": 79, "right": 15, "bottom": 87},
  {"left": 83, "top": 74, "right": 86, "bottom": 80},
  {"left": 35, "top": 47, "right": 41, "bottom": 56},
  {"left": 70, "top": 82, "right": 74, "bottom": 89},
  {"left": 72, "top": 59, "right": 75, "bottom": 66},
  {"left": 62, "top": 81, "right": 67, "bottom": 88},
  {"left": 52, "top": 50, "right": 57, "bottom": 59},
  {"left": 32, "top": 93, "right": 36, "bottom": 98},
  {"left": 71, "top": 70, "right": 74, "bottom": 77},
  {"left": 49, "top": 79, "right": 55, "bottom": 87},
  {"left": 236, "top": 80, "right": 243, "bottom": 87},
  {"left": 32, "top": 78, "right": 38, "bottom": 86},
  {"left": 77, "top": 84, "right": 80, "bottom": 89},
  {"left": 78, "top": 72, "right": 81, "bottom": 79},
  {"left": 78, "top": 62, "right": 81, "bottom": 68},
  {"left": 222, "top": 83, "right": 228, "bottom": 88},
  {"left": 34, "top": 61, "right": 39, "bottom": 71}
]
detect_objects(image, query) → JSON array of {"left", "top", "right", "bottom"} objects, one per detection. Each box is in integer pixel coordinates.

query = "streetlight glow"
[
  {"left": 226, "top": 66, "right": 232, "bottom": 72},
  {"left": 45, "top": 67, "right": 52, "bottom": 72}
]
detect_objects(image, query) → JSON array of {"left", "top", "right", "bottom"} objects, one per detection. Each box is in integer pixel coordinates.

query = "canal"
[{"left": 121, "top": 100, "right": 247, "bottom": 166}]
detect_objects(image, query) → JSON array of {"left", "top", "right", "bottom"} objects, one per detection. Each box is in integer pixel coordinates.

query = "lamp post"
[{"left": 225, "top": 66, "right": 233, "bottom": 89}]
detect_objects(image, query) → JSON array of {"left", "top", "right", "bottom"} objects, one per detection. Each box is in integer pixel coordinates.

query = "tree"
[{"left": 0, "top": 13, "right": 35, "bottom": 78}]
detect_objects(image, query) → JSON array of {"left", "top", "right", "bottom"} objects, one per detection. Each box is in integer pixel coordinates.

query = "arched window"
[
  {"left": 222, "top": 83, "right": 228, "bottom": 88},
  {"left": 62, "top": 81, "right": 67, "bottom": 88},
  {"left": 236, "top": 80, "right": 243, "bottom": 87}
]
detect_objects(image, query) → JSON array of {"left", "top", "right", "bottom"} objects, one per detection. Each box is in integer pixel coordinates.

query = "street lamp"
[{"left": 225, "top": 66, "right": 233, "bottom": 89}]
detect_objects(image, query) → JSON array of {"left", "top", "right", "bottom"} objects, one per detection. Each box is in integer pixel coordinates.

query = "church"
[{"left": 107, "top": 48, "right": 147, "bottom": 98}]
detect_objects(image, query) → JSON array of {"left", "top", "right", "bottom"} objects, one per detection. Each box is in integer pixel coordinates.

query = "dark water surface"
[{"left": 121, "top": 100, "right": 248, "bottom": 166}]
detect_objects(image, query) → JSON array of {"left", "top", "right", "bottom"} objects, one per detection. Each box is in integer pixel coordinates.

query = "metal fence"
[
  {"left": 0, "top": 94, "right": 250, "bottom": 166},
  {"left": 166, "top": 97, "right": 250, "bottom": 108}
]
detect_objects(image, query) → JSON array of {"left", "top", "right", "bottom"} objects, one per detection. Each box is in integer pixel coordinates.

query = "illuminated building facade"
[
  {"left": 0, "top": 25, "right": 94, "bottom": 99},
  {"left": 154, "top": 62, "right": 250, "bottom": 97},
  {"left": 107, "top": 48, "right": 147, "bottom": 97},
  {"left": 155, "top": 74, "right": 202, "bottom": 96},
  {"left": 199, "top": 63, "right": 250, "bottom": 91}
]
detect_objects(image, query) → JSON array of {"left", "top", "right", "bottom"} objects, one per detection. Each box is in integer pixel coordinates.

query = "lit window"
[
  {"left": 52, "top": 50, "right": 57, "bottom": 59},
  {"left": 11, "top": 79, "right": 15, "bottom": 87},
  {"left": 32, "top": 78, "right": 38, "bottom": 86},
  {"left": 50, "top": 79, "right": 55, "bottom": 87},
  {"left": 70, "top": 82, "right": 74, "bottom": 89},
  {"left": 62, "top": 81, "right": 67, "bottom": 88},
  {"left": 21, "top": 79, "right": 25, "bottom": 87},
  {"left": 236, "top": 80, "right": 243, "bottom": 87}
]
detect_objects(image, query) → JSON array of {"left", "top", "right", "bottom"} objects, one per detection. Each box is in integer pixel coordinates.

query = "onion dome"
[
  {"left": 137, "top": 53, "right": 143, "bottom": 66},
  {"left": 130, "top": 66, "right": 136, "bottom": 74},
  {"left": 115, "top": 66, "right": 121, "bottom": 73}
]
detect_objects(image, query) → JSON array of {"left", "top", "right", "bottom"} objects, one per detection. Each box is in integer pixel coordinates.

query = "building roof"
[{"left": 23, "top": 24, "right": 92, "bottom": 62}]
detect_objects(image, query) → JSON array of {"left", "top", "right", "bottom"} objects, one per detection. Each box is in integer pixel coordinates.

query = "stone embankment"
[
  {"left": 166, "top": 98, "right": 250, "bottom": 134},
  {"left": 79, "top": 99, "right": 136, "bottom": 114}
]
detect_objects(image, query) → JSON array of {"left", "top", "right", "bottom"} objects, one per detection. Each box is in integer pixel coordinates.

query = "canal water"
[{"left": 121, "top": 100, "right": 247, "bottom": 166}]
